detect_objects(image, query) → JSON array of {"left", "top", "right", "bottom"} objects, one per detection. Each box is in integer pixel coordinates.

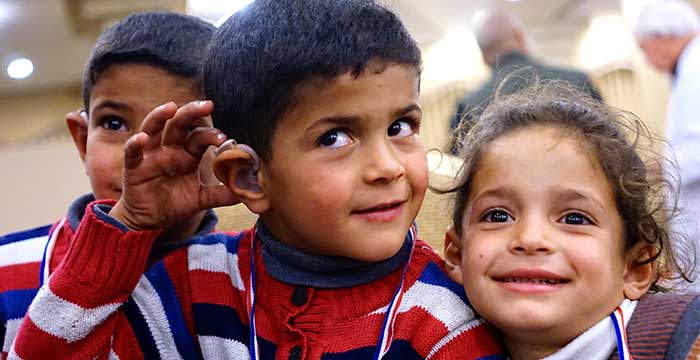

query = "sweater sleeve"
[{"left": 8, "top": 200, "right": 160, "bottom": 360}]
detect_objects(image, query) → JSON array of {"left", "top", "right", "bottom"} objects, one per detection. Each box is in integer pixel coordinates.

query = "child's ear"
[
  {"left": 66, "top": 110, "right": 88, "bottom": 163},
  {"left": 444, "top": 225, "right": 464, "bottom": 284},
  {"left": 622, "top": 243, "right": 657, "bottom": 300},
  {"left": 213, "top": 145, "right": 270, "bottom": 214}
]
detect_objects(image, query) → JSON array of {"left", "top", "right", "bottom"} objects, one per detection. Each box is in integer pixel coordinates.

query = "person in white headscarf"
[{"left": 634, "top": 0, "right": 700, "bottom": 292}]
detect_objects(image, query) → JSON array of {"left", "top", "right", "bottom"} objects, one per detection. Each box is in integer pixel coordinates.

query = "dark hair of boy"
[
  {"left": 82, "top": 11, "right": 215, "bottom": 112},
  {"left": 203, "top": 0, "right": 421, "bottom": 160}
]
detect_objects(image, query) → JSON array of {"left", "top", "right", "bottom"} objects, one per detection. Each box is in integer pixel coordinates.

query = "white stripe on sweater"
[
  {"left": 27, "top": 286, "right": 120, "bottom": 343},
  {"left": 2, "top": 318, "right": 22, "bottom": 354},
  {"left": 188, "top": 243, "right": 244, "bottom": 290},
  {"left": 198, "top": 335, "right": 250, "bottom": 360},
  {"left": 0, "top": 235, "right": 47, "bottom": 267},
  {"left": 425, "top": 318, "right": 487, "bottom": 359},
  {"left": 7, "top": 345, "right": 24, "bottom": 360},
  {"left": 131, "top": 276, "right": 185, "bottom": 360},
  {"left": 397, "top": 281, "right": 476, "bottom": 332},
  {"left": 109, "top": 348, "right": 121, "bottom": 360}
]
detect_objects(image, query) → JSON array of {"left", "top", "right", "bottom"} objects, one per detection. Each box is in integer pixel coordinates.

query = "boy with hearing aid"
[
  {"left": 10, "top": 1, "right": 502, "bottom": 359},
  {"left": 0, "top": 12, "right": 221, "bottom": 358},
  {"left": 443, "top": 82, "right": 700, "bottom": 359}
]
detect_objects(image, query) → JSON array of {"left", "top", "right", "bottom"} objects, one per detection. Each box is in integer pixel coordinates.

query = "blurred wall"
[{"left": 0, "top": 88, "right": 89, "bottom": 233}]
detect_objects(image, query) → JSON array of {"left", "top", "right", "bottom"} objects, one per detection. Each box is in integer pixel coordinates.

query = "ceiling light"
[
  {"left": 7, "top": 58, "right": 34, "bottom": 79},
  {"left": 187, "top": 0, "right": 255, "bottom": 25}
]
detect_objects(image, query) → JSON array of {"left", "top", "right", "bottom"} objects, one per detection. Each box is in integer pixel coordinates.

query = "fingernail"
[{"left": 197, "top": 100, "right": 209, "bottom": 108}]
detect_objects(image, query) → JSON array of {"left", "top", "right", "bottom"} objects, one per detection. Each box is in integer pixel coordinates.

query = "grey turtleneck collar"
[{"left": 256, "top": 220, "right": 413, "bottom": 289}]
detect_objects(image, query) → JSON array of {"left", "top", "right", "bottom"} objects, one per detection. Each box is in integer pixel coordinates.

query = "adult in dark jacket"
[{"left": 450, "top": 9, "right": 602, "bottom": 139}]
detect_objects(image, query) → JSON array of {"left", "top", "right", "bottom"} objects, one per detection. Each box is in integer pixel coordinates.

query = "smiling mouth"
[
  {"left": 351, "top": 200, "right": 406, "bottom": 222},
  {"left": 496, "top": 277, "right": 568, "bottom": 285},
  {"left": 353, "top": 201, "right": 404, "bottom": 214}
]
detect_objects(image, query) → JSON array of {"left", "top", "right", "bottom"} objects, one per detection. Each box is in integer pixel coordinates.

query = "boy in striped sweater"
[
  {"left": 10, "top": 1, "right": 503, "bottom": 359},
  {"left": 0, "top": 12, "right": 219, "bottom": 359}
]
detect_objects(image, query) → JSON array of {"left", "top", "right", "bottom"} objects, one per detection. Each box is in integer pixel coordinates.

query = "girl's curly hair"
[{"left": 440, "top": 76, "right": 694, "bottom": 291}]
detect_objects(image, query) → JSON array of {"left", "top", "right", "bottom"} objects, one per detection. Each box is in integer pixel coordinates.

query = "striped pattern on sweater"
[
  {"left": 0, "top": 224, "right": 53, "bottom": 360},
  {"left": 9, "top": 202, "right": 503, "bottom": 359},
  {"left": 609, "top": 293, "right": 700, "bottom": 360}
]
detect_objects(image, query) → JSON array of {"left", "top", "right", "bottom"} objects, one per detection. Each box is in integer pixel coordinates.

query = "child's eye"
[
  {"left": 99, "top": 116, "right": 128, "bottom": 132},
  {"left": 480, "top": 209, "right": 513, "bottom": 223},
  {"left": 387, "top": 119, "right": 415, "bottom": 137},
  {"left": 559, "top": 212, "right": 593, "bottom": 225},
  {"left": 318, "top": 128, "right": 352, "bottom": 148}
]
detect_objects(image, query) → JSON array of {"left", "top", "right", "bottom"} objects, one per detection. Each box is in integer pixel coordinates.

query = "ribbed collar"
[
  {"left": 256, "top": 219, "right": 413, "bottom": 288},
  {"left": 66, "top": 193, "right": 218, "bottom": 255}
]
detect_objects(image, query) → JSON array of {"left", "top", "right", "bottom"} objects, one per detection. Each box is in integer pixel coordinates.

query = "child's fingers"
[
  {"left": 141, "top": 102, "right": 178, "bottom": 135},
  {"left": 162, "top": 100, "right": 215, "bottom": 147},
  {"left": 123, "top": 132, "right": 149, "bottom": 170},
  {"left": 184, "top": 127, "right": 228, "bottom": 159}
]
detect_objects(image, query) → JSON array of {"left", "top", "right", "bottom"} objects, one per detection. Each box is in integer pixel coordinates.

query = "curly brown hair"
[{"left": 442, "top": 78, "right": 693, "bottom": 291}]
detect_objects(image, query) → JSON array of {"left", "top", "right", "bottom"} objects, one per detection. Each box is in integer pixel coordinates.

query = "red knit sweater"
[{"left": 9, "top": 201, "right": 503, "bottom": 359}]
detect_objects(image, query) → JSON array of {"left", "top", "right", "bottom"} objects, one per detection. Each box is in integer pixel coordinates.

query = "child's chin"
[{"left": 351, "top": 242, "right": 405, "bottom": 263}]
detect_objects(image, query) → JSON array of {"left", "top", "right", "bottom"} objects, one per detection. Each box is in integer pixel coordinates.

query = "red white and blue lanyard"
[
  {"left": 39, "top": 218, "right": 65, "bottom": 287},
  {"left": 246, "top": 226, "right": 416, "bottom": 360},
  {"left": 610, "top": 305, "right": 633, "bottom": 360}
]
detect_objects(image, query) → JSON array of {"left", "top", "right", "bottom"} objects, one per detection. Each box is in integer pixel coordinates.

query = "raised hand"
[{"left": 109, "top": 100, "right": 239, "bottom": 231}]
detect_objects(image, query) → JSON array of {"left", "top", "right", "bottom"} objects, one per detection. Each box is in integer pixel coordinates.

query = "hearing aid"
[{"left": 215, "top": 139, "right": 262, "bottom": 192}]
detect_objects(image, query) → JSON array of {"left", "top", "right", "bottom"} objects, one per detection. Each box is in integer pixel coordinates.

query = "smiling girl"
[{"left": 443, "top": 82, "right": 699, "bottom": 359}]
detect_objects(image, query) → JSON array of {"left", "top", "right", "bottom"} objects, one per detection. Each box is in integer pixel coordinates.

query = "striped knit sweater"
[
  {"left": 0, "top": 195, "right": 217, "bottom": 360},
  {"left": 609, "top": 292, "right": 700, "bottom": 359},
  {"left": 9, "top": 201, "right": 503, "bottom": 359}
]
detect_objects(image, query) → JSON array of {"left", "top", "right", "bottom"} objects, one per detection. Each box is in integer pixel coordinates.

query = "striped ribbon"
[
  {"left": 39, "top": 218, "right": 65, "bottom": 287},
  {"left": 610, "top": 305, "right": 633, "bottom": 360}
]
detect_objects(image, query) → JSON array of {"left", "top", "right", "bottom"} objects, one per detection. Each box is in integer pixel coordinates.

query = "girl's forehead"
[{"left": 469, "top": 125, "right": 612, "bottom": 199}]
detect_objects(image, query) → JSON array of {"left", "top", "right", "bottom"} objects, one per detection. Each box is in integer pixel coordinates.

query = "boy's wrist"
[{"left": 108, "top": 200, "right": 157, "bottom": 231}]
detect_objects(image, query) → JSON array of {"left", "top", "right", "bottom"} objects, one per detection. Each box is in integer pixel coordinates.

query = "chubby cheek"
[
  {"left": 84, "top": 143, "right": 124, "bottom": 200},
  {"left": 461, "top": 236, "right": 496, "bottom": 282},
  {"left": 406, "top": 154, "right": 428, "bottom": 196},
  {"left": 302, "top": 171, "right": 353, "bottom": 215}
]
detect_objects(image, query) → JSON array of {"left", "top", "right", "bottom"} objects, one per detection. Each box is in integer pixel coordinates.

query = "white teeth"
[{"left": 501, "top": 278, "right": 562, "bottom": 285}]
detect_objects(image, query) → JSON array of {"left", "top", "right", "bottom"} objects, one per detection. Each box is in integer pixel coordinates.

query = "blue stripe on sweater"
[
  {"left": 321, "top": 340, "right": 422, "bottom": 359},
  {"left": 0, "top": 225, "right": 51, "bottom": 246},
  {"left": 0, "top": 289, "right": 38, "bottom": 319},
  {"left": 258, "top": 336, "right": 277, "bottom": 360},
  {"left": 192, "top": 302, "right": 278, "bottom": 358},
  {"left": 188, "top": 232, "right": 245, "bottom": 256},
  {"left": 417, "top": 262, "right": 469, "bottom": 304},
  {"left": 193, "top": 303, "right": 248, "bottom": 344},
  {"left": 124, "top": 297, "right": 160, "bottom": 359},
  {"left": 145, "top": 262, "right": 201, "bottom": 360}
]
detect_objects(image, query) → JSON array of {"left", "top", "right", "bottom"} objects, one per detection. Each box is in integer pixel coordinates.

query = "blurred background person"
[
  {"left": 449, "top": 9, "right": 602, "bottom": 139},
  {"left": 634, "top": 0, "right": 700, "bottom": 291}
]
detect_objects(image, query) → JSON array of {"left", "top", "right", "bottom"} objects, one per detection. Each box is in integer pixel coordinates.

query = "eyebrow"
[
  {"left": 92, "top": 99, "right": 130, "bottom": 113},
  {"left": 393, "top": 103, "right": 422, "bottom": 117},
  {"left": 310, "top": 103, "right": 422, "bottom": 128},
  {"left": 552, "top": 187, "right": 608, "bottom": 212},
  {"left": 470, "top": 186, "right": 517, "bottom": 203}
]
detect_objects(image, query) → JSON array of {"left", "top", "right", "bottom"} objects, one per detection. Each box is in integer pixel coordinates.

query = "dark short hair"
[
  {"left": 444, "top": 79, "right": 693, "bottom": 291},
  {"left": 82, "top": 11, "right": 215, "bottom": 112},
  {"left": 203, "top": 0, "right": 421, "bottom": 160}
]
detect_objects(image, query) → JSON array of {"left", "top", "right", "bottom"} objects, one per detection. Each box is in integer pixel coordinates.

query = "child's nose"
[
  {"left": 509, "top": 216, "right": 554, "bottom": 255},
  {"left": 363, "top": 140, "right": 405, "bottom": 183}
]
